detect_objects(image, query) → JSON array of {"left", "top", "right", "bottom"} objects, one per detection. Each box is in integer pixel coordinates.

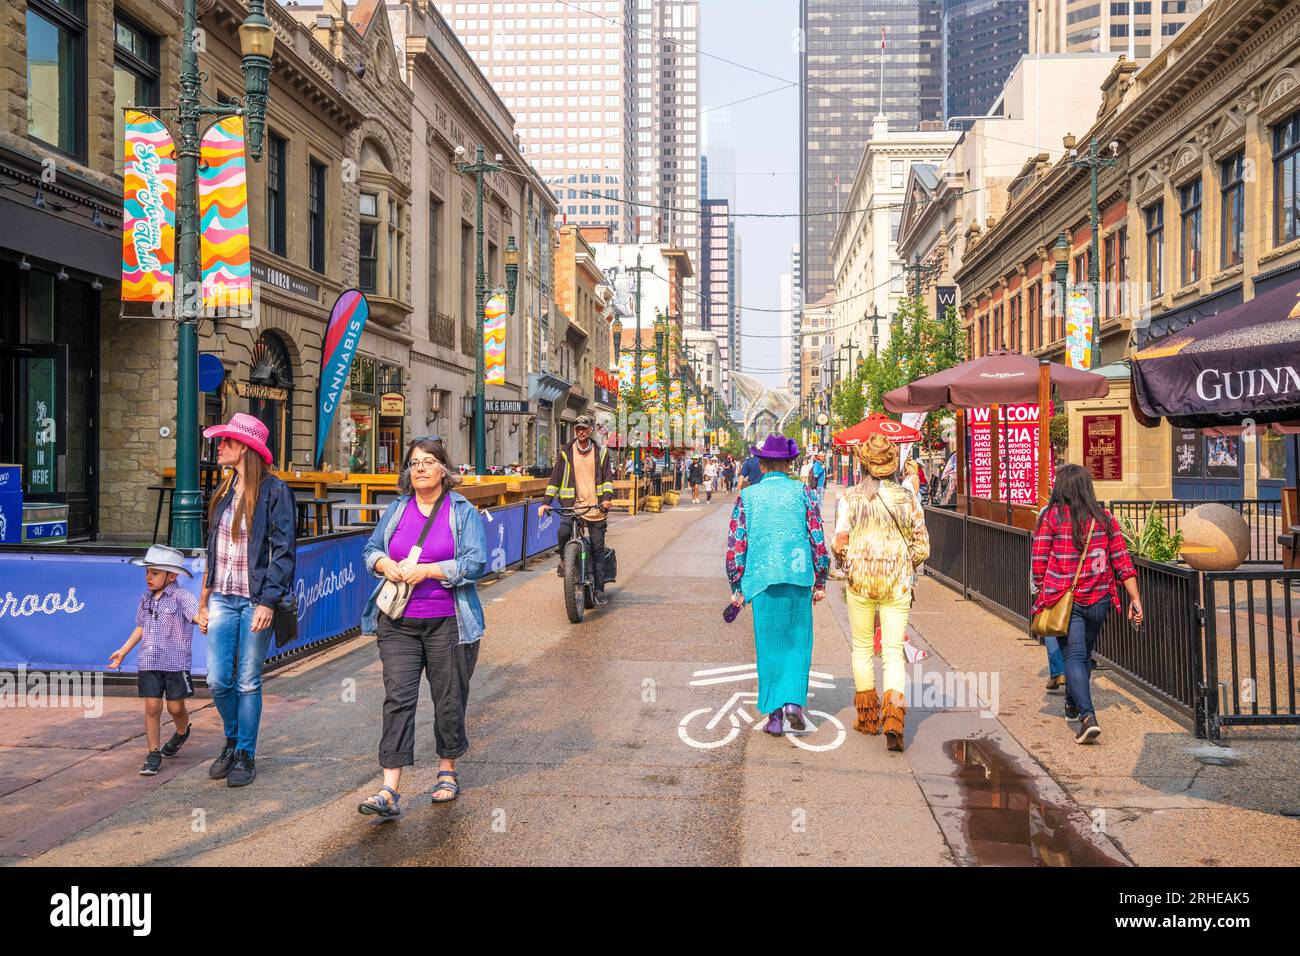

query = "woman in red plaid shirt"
[{"left": 1031, "top": 465, "right": 1143, "bottom": 744}]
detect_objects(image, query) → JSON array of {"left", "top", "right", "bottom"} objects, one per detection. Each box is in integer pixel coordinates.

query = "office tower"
[
  {"left": 700, "top": 196, "right": 733, "bottom": 402},
  {"left": 701, "top": 109, "right": 737, "bottom": 206},
  {"left": 944, "top": 0, "right": 1029, "bottom": 121},
  {"left": 439, "top": 1, "right": 638, "bottom": 242},
  {"left": 787, "top": 246, "right": 803, "bottom": 396},
  {"left": 636, "top": 0, "right": 701, "bottom": 328},
  {"left": 1030, "top": 0, "right": 1208, "bottom": 58},
  {"left": 731, "top": 233, "right": 742, "bottom": 408},
  {"left": 799, "top": 0, "right": 944, "bottom": 307}
]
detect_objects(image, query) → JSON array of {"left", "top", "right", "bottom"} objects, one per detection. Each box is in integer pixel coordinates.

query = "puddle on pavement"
[{"left": 942, "top": 737, "right": 1126, "bottom": 867}]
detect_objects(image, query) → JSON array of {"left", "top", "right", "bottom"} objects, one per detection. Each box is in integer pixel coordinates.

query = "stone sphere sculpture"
[{"left": 1179, "top": 503, "right": 1250, "bottom": 571}]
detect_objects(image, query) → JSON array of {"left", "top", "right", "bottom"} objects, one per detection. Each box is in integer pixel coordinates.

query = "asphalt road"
[{"left": 16, "top": 492, "right": 1130, "bottom": 867}]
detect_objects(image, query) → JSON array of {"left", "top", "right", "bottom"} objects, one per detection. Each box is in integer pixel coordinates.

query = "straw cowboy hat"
[
  {"left": 129, "top": 544, "right": 194, "bottom": 577},
  {"left": 857, "top": 433, "right": 899, "bottom": 479},
  {"left": 202, "top": 412, "right": 274, "bottom": 466}
]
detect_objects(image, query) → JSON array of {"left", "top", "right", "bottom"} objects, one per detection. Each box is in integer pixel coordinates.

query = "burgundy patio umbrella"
[{"left": 883, "top": 350, "right": 1110, "bottom": 510}]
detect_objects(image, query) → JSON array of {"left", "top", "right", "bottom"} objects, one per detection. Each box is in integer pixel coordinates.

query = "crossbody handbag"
[
  {"left": 1030, "top": 518, "right": 1096, "bottom": 638},
  {"left": 375, "top": 492, "right": 450, "bottom": 621}
]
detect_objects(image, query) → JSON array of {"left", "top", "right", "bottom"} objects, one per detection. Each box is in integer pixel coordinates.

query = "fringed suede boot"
[
  {"left": 882, "top": 690, "right": 906, "bottom": 752},
  {"left": 853, "top": 689, "right": 881, "bottom": 735}
]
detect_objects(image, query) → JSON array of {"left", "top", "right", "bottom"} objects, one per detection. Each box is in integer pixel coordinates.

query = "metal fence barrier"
[
  {"left": 921, "top": 508, "right": 1300, "bottom": 738},
  {"left": 1201, "top": 568, "right": 1300, "bottom": 738},
  {"left": 1108, "top": 499, "right": 1283, "bottom": 564}
]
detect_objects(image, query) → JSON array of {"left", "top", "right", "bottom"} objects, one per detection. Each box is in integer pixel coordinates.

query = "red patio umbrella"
[{"left": 833, "top": 412, "right": 922, "bottom": 447}]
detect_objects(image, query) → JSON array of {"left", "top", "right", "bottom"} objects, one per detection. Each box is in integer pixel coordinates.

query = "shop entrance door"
[{"left": 0, "top": 344, "right": 96, "bottom": 539}]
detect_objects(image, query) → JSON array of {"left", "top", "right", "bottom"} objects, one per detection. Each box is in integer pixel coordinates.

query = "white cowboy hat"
[{"left": 129, "top": 544, "right": 194, "bottom": 577}]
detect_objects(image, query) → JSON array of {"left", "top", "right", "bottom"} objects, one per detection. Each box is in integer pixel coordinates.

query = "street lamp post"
[
  {"left": 454, "top": 146, "right": 511, "bottom": 475},
  {"left": 1053, "top": 229, "right": 1070, "bottom": 336},
  {"left": 626, "top": 253, "right": 654, "bottom": 476},
  {"left": 1068, "top": 135, "right": 1117, "bottom": 370},
  {"left": 170, "top": 0, "right": 273, "bottom": 549}
]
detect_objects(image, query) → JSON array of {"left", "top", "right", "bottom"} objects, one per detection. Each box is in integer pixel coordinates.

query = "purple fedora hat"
[{"left": 749, "top": 434, "right": 800, "bottom": 460}]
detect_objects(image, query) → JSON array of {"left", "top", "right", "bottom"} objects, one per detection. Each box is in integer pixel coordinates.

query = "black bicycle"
[{"left": 550, "top": 503, "right": 613, "bottom": 623}]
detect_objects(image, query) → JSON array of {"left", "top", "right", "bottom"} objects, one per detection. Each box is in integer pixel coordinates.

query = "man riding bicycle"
[{"left": 540, "top": 416, "right": 614, "bottom": 602}]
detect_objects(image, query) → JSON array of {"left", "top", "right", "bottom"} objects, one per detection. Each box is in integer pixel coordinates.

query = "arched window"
[{"left": 247, "top": 331, "right": 294, "bottom": 469}]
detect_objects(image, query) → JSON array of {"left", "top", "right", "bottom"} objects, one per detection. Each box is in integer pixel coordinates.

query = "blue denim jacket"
[
  {"left": 361, "top": 492, "right": 487, "bottom": 642},
  {"left": 205, "top": 473, "right": 297, "bottom": 607}
]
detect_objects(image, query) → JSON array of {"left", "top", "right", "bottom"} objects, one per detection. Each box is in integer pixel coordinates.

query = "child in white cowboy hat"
[{"left": 109, "top": 545, "right": 201, "bottom": 777}]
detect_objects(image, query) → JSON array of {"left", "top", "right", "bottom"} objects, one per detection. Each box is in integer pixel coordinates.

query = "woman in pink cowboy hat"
[{"left": 194, "top": 412, "right": 296, "bottom": 788}]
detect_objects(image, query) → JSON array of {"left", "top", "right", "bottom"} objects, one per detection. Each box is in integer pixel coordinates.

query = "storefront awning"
[
  {"left": 1131, "top": 275, "right": 1300, "bottom": 428},
  {"left": 528, "top": 371, "right": 571, "bottom": 405}
]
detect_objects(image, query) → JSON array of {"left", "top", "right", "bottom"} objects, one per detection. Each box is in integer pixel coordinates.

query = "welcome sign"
[{"left": 315, "top": 290, "right": 370, "bottom": 468}]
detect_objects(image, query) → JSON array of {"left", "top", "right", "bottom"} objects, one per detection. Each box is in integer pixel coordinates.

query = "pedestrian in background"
[
  {"left": 359, "top": 437, "right": 488, "bottom": 816},
  {"left": 688, "top": 456, "right": 704, "bottom": 503},
  {"left": 704, "top": 457, "right": 719, "bottom": 502},
  {"left": 109, "top": 545, "right": 200, "bottom": 777},
  {"left": 722, "top": 457, "right": 736, "bottom": 492},
  {"left": 833, "top": 434, "right": 929, "bottom": 752},
  {"left": 726, "top": 435, "right": 830, "bottom": 735},
  {"left": 738, "top": 450, "right": 762, "bottom": 489},
  {"left": 1031, "top": 464, "right": 1143, "bottom": 744},
  {"left": 197, "top": 413, "right": 296, "bottom": 788}
]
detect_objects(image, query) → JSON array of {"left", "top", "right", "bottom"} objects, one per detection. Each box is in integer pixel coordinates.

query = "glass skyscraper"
[
  {"left": 799, "top": 0, "right": 944, "bottom": 307},
  {"left": 944, "top": 0, "right": 1029, "bottom": 121}
]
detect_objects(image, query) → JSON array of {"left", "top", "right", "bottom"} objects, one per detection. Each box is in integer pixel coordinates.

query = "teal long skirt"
[{"left": 751, "top": 583, "right": 813, "bottom": 714}]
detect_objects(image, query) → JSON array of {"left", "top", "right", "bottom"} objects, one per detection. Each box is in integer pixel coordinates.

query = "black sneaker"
[
  {"left": 139, "top": 751, "right": 163, "bottom": 776},
  {"left": 208, "top": 737, "right": 238, "bottom": 779},
  {"left": 226, "top": 750, "right": 257, "bottom": 787},
  {"left": 1075, "top": 714, "right": 1101, "bottom": 744},
  {"left": 1064, "top": 701, "right": 1081, "bottom": 720},
  {"left": 160, "top": 724, "right": 191, "bottom": 758}
]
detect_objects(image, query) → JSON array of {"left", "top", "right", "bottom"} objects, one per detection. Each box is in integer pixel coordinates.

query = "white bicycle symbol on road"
[{"left": 677, "top": 664, "right": 847, "bottom": 752}]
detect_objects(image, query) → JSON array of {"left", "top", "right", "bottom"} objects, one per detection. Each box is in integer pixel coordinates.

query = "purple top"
[
  {"left": 135, "top": 581, "right": 200, "bottom": 671},
  {"left": 386, "top": 495, "right": 456, "bottom": 619}
]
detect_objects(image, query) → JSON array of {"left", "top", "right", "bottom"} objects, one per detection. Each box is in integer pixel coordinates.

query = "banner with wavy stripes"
[
  {"left": 484, "top": 292, "right": 508, "bottom": 385},
  {"left": 121, "top": 110, "right": 176, "bottom": 303},
  {"left": 198, "top": 116, "right": 252, "bottom": 309}
]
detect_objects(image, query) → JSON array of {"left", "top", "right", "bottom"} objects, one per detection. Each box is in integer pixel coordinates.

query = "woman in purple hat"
[
  {"left": 194, "top": 413, "right": 296, "bottom": 788},
  {"left": 725, "top": 435, "right": 830, "bottom": 735}
]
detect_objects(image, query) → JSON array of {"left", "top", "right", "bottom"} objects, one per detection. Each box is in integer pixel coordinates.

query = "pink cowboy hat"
[{"left": 203, "top": 412, "right": 275, "bottom": 466}]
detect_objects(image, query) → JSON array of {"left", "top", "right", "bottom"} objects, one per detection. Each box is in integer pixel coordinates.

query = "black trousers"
[
  {"left": 557, "top": 517, "right": 607, "bottom": 591},
  {"left": 375, "top": 614, "right": 479, "bottom": 766}
]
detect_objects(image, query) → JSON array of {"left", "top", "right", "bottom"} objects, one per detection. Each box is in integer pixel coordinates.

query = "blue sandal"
[
  {"left": 431, "top": 770, "right": 460, "bottom": 803},
  {"left": 359, "top": 785, "right": 401, "bottom": 818}
]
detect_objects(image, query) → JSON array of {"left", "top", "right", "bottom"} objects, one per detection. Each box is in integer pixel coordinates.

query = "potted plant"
[{"left": 1117, "top": 511, "right": 1184, "bottom": 562}]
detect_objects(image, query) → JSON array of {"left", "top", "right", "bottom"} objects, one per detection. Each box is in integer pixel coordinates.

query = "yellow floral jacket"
[{"left": 833, "top": 480, "right": 930, "bottom": 601}]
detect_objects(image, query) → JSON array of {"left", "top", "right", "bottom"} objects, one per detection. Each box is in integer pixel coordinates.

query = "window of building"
[
  {"left": 1220, "top": 150, "right": 1244, "bottom": 269},
  {"left": 1179, "top": 179, "right": 1202, "bottom": 286},
  {"left": 428, "top": 197, "right": 441, "bottom": 337},
  {"left": 308, "top": 160, "right": 327, "bottom": 274},
  {"left": 28, "top": 0, "right": 87, "bottom": 159},
  {"left": 266, "top": 132, "right": 287, "bottom": 256},
  {"left": 1009, "top": 294, "right": 1021, "bottom": 352},
  {"left": 1028, "top": 281, "right": 1041, "bottom": 351},
  {"left": 112, "top": 14, "right": 158, "bottom": 166},
  {"left": 1144, "top": 202, "right": 1163, "bottom": 298},
  {"left": 359, "top": 192, "right": 379, "bottom": 292},
  {"left": 461, "top": 222, "right": 473, "bottom": 325},
  {"left": 1273, "top": 111, "right": 1300, "bottom": 245}
]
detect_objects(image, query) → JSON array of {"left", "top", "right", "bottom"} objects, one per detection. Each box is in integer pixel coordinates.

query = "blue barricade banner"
[
  {"left": 482, "top": 503, "right": 525, "bottom": 573},
  {"left": 524, "top": 499, "right": 559, "bottom": 558},
  {"left": 0, "top": 532, "right": 369, "bottom": 674}
]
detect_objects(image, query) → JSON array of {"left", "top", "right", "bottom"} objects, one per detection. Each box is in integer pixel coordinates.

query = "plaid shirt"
[
  {"left": 1031, "top": 505, "right": 1136, "bottom": 614},
  {"left": 134, "top": 581, "right": 200, "bottom": 671},
  {"left": 213, "top": 494, "right": 251, "bottom": 597}
]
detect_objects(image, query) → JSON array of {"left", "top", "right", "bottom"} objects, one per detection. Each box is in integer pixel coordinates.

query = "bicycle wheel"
[{"left": 563, "top": 540, "right": 585, "bottom": 623}]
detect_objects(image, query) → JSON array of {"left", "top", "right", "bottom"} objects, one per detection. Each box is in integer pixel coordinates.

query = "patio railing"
[{"left": 1108, "top": 499, "right": 1284, "bottom": 564}]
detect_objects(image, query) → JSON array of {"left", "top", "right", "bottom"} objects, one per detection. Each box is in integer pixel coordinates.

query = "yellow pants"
[{"left": 846, "top": 588, "right": 910, "bottom": 696}]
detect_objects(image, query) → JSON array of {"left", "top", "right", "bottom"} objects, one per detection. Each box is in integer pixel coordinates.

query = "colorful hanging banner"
[
  {"left": 641, "top": 352, "right": 659, "bottom": 403},
  {"left": 484, "top": 292, "right": 508, "bottom": 385},
  {"left": 669, "top": 379, "right": 683, "bottom": 408},
  {"left": 1065, "top": 288, "right": 1094, "bottom": 370},
  {"left": 198, "top": 116, "right": 252, "bottom": 310},
  {"left": 315, "top": 290, "right": 370, "bottom": 468},
  {"left": 121, "top": 110, "right": 177, "bottom": 303}
]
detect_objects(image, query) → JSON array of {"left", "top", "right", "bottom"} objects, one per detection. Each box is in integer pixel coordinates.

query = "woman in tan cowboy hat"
[{"left": 832, "top": 433, "right": 930, "bottom": 752}]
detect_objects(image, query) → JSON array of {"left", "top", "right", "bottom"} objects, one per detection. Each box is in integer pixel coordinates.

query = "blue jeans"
[
  {"left": 207, "top": 592, "right": 273, "bottom": 756},
  {"left": 1044, "top": 635, "right": 1065, "bottom": 678},
  {"left": 1063, "top": 598, "right": 1110, "bottom": 720}
]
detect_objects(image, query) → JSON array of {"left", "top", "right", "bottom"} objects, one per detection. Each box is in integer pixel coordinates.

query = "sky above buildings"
[{"left": 697, "top": 0, "right": 799, "bottom": 388}]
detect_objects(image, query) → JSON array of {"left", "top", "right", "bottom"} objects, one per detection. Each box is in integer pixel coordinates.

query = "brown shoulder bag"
[{"left": 1030, "top": 518, "right": 1095, "bottom": 638}]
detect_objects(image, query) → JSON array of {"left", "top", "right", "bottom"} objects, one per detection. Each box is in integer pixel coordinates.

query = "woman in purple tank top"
[{"left": 358, "top": 438, "right": 482, "bottom": 817}]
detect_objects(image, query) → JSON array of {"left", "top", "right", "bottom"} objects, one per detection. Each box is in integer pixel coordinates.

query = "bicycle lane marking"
[{"left": 677, "top": 666, "right": 847, "bottom": 753}]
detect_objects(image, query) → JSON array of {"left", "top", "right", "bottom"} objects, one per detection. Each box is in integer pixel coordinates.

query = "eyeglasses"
[{"left": 409, "top": 458, "right": 442, "bottom": 472}]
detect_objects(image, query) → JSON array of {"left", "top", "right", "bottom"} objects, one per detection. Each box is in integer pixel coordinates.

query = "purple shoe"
[
  {"left": 763, "top": 710, "right": 784, "bottom": 735},
  {"left": 783, "top": 704, "right": 806, "bottom": 732}
]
